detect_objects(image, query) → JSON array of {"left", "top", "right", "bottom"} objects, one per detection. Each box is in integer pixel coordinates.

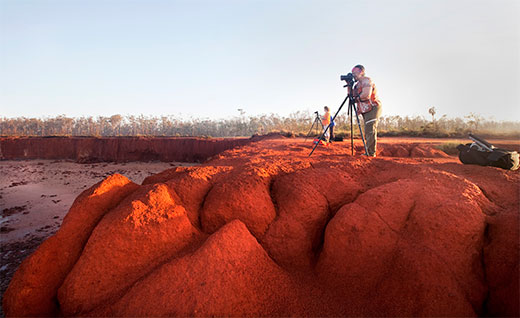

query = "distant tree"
[
  {"left": 110, "top": 114, "right": 123, "bottom": 136},
  {"left": 428, "top": 107, "right": 436, "bottom": 122},
  {"left": 61, "top": 116, "right": 74, "bottom": 135},
  {"left": 465, "top": 112, "right": 483, "bottom": 131}
]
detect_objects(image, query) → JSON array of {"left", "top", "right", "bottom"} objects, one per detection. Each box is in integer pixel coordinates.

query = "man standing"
[{"left": 351, "top": 65, "right": 382, "bottom": 157}]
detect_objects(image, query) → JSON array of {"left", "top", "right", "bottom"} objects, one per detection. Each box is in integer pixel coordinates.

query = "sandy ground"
[{"left": 0, "top": 159, "right": 197, "bottom": 316}]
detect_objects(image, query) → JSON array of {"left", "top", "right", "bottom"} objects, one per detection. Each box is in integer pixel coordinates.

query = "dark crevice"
[
  {"left": 480, "top": 222, "right": 491, "bottom": 317},
  {"left": 258, "top": 176, "right": 280, "bottom": 240},
  {"left": 311, "top": 229, "right": 327, "bottom": 270},
  {"left": 268, "top": 176, "right": 280, "bottom": 219},
  {"left": 476, "top": 185, "right": 493, "bottom": 203},
  {"left": 373, "top": 209, "right": 400, "bottom": 234},
  {"left": 252, "top": 175, "right": 281, "bottom": 267},
  {"left": 476, "top": 185, "right": 502, "bottom": 216},
  {"left": 370, "top": 199, "right": 416, "bottom": 236},
  {"left": 256, "top": 177, "right": 288, "bottom": 271},
  {"left": 310, "top": 195, "right": 333, "bottom": 268},
  {"left": 196, "top": 183, "right": 214, "bottom": 234},
  {"left": 404, "top": 200, "right": 416, "bottom": 223},
  {"left": 310, "top": 180, "right": 395, "bottom": 271}
]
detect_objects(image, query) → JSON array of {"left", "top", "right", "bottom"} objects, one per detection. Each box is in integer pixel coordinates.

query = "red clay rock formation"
[
  {"left": 317, "top": 172, "right": 491, "bottom": 316},
  {"left": 484, "top": 209, "right": 519, "bottom": 316},
  {"left": 262, "top": 167, "right": 362, "bottom": 271},
  {"left": 200, "top": 170, "right": 276, "bottom": 238},
  {"left": 431, "top": 162, "right": 520, "bottom": 316},
  {"left": 3, "top": 138, "right": 519, "bottom": 317},
  {"left": 93, "top": 220, "right": 299, "bottom": 317},
  {"left": 57, "top": 183, "right": 202, "bottom": 316},
  {"left": 142, "top": 166, "right": 231, "bottom": 227}
]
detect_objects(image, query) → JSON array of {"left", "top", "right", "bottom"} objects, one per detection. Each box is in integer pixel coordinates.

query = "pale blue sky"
[{"left": 1, "top": 0, "right": 519, "bottom": 121}]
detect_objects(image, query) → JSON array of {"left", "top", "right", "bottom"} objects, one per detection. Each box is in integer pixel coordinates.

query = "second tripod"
[{"left": 304, "top": 111, "right": 325, "bottom": 141}]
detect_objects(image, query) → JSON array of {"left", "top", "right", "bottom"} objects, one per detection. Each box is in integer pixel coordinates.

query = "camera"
[{"left": 340, "top": 73, "right": 355, "bottom": 86}]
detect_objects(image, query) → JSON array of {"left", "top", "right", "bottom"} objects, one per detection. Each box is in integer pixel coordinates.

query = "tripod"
[
  {"left": 304, "top": 111, "right": 325, "bottom": 141},
  {"left": 309, "top": 84, "right": 369, "bottom": 157}
]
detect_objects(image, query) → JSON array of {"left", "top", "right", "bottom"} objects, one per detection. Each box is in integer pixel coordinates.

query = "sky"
[{"left": 1, "top": 0, "right": 519, "bottom": 121}]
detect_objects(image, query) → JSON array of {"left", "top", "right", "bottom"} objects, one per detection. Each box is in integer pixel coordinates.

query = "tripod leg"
[
  {"left": 305, "top": 117, "right": 317, "bottom": 141},
  {"left": 350, "top": 102, "right": 354, "bottom": 156}
]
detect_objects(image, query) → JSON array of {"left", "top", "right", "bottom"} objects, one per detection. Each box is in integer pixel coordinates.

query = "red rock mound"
[
  {"left": 96, "top": 220, "right": 299, "bottom": 316},
  {"left": 317, "top": 172, "right": 490, "bottom": 316},
  {"left": 57, "top": 183, "right": 202, "bottom": 316},
  {"left": 3, "top": 138, "right": 519, "bottom": 317},
  {"left": 200, "top": 170, "right": 276, "bottom": 238}
]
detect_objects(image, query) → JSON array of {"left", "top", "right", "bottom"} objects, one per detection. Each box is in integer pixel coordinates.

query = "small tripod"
[
  {"left": 304, "top": 111, "right": 325, "bottom": 141},
  {"left": 309, "top": 79, "right": 369, "bottom": 157}
]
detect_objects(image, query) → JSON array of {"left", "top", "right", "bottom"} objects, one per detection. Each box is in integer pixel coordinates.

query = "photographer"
[{"left": 350, "top": 65, "right": 382, "bottom": 157}]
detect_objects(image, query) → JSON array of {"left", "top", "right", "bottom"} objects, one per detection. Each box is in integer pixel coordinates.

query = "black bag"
[{"left": 457, "top": 143, "right": 519, "bottom": 170}]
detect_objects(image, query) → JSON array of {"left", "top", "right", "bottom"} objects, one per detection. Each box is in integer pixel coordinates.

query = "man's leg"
[{"left": 362, "top": 107, "right": 380, "bottom": 156}]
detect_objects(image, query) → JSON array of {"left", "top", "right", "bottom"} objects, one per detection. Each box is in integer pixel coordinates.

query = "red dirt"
[{"left": 2, "top": 136, "right": 519, "bottom": 317}]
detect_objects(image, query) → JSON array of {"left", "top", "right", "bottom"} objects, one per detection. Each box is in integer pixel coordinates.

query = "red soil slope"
[{"left": 3, "top": 137, "right": 519, "bottom": 317}]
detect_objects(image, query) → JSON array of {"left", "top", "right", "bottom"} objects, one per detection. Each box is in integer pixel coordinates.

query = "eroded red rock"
[
  {"left": 3, "top": 138, "right": 519, "bottom": 317},
  {"left": 95, "top": 220, "right": 299, "bottom": 316},
  {"left": 200, "top": 169, "right": 276, "bottom": 238},
  {"left": 317, "top": 173, "right": 490, "bottom": 316},
  {"left": 262, "top": 167, "right": 361, "bottom": 271},
  {"left": 57, "top": 183, "right": 202, "bottom": 316}
]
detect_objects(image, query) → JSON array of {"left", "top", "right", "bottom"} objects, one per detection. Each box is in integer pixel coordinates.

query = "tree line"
[{"left": 1, "top": 112, "right": 519, "bottom": 138}]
